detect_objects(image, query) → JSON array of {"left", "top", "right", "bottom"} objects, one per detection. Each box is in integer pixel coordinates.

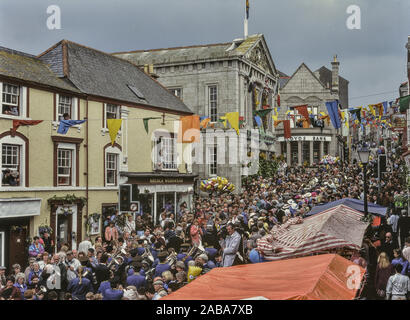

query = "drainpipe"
[{"left": 85, "top": 97, "right": 89, "bottom": 237}]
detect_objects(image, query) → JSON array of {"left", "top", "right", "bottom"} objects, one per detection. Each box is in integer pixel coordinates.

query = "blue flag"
[
  {"left": 254, "top": 116, "right": 262, "bottom": 127},
  {"left": 57, "top": 120, "right": 86, "bottom": 134},
  {"left": 382, "top": 101, "right": 388, "bottom": 115},
  {"left": 325, "top": 100, "right": 341, "bottom": 129}
]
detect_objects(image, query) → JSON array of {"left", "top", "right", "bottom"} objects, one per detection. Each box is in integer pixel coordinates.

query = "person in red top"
[{"left": 190, "top": 219, "right": 203, "bottom": 246}]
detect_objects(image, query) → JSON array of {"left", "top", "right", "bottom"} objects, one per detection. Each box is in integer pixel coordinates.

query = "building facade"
[
  {"left": 113, "top": 34, "right": 279, "bottom": 192},
  {"left": 0, "top": 41, "right": 194, "bottom": 270},
  {"left": 275, "top": 57, "right": 349, "bottom": 165}
]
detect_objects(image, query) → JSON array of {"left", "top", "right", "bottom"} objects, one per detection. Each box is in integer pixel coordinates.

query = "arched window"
[
  {"left": 104, "top": 143, "right": 121, "bottom": 186},
  {"left": 0, "top": 132, "right": 28, "bottom": 187}
]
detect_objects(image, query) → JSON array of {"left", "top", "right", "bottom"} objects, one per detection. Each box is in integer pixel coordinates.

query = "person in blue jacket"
[
  {"left": 103, "top": 278, "right": 124, "bottom": 300},
  {"left": 67, "top": 266, "right": 93, "bottom": 300},
  {"left": 126, "top": 263, "right": 146, "bottom": 289}
]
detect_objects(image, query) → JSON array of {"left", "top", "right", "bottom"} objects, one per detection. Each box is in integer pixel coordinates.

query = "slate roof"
[
  {"left": 314, "top": 66, "right": 349, "bottom": 109},
  {"left": 278, "top": 70, "right": 290, "bottom": 89},
  {"left": 113, "top": 34, "right": 268, "bottom": 66},
  {"left": 0, "top": 46, "right": 80, "bottom": 93},
  {"left": 38, "top": 40, "right": 193, "bottom": 114}
]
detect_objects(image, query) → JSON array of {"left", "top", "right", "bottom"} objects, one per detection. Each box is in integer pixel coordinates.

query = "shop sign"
[
  {"left": 277, "top": 136, "right": 331, "bottom": 142},
  {"left": 149, "top": 178, "right": 184, "bottom": 184}
]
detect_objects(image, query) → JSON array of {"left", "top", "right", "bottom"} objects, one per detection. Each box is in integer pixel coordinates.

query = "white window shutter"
[
  {"left": 55, "top": 93, "right": 60, "bottom": 121},
  {"left": 20, "top": 86, "right": 27, "bottom": 118},
  {"left": 72, "top": 97, "right": 78, "bottom": 120}
]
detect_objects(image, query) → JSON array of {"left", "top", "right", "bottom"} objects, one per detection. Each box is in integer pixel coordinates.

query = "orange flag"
[
  {"left": 274, "top": 120, "right": 283, "bottom": 128},
  {"left": 179, "top": 115, "right": 200, "bottom": 143}
]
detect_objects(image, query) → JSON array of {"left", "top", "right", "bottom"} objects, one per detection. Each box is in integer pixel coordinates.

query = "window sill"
[
  {"left": 101, "top": 128, "right": 122, "bottom": 136},
  {"left": 0, "top": 115, "right": 30, "bottom": 121}
]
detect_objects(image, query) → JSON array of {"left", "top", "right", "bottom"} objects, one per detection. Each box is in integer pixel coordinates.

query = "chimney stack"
[{"left": 331, "top": 55, "right": 339, "bottom": 95}]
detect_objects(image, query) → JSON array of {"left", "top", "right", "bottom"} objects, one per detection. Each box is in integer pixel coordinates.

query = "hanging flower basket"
[{"left": 38, "top": 225, "right": 52, "bottom": 235}]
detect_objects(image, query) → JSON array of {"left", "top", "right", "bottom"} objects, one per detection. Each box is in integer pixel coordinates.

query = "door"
[
  {"left": 56, "top": 214, "right": 72, "bottom": 251},
  {"left": 9, "top": 228, "right": 27, "bottom": 270}
]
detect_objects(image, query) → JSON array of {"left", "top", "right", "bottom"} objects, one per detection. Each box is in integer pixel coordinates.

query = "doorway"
[
  {"left": 9, "top": 228, "right": 27, "bottom": 270},
  {"left": 56, "top": 214, "right": 72, "bottom": 251}
]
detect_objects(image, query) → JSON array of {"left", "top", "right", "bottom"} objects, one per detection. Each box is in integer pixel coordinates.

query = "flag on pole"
[
  {"left": 294, "top": 105, "right": 309, "bottom": 121},
  {"left": 225, "top": 112, "right": 240, "bottom": 135},
  {"left": 283, "top": 120, "right": 291, "bottom": 139},
  {"left": 246, "top": 0, "right": 249, "bottom": 19},
  {"left": 325, "top": 100, "right": 341, "bottom": 129},
  {"left": 254, "top": 115, "right": 262, "bottom": 127},
  {"left": 107, "top": 119, "right": 122, "bottom": 146}
]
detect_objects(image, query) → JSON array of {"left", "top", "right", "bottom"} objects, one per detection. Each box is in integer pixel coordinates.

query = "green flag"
[
  {"left": 142, "top": 117, "right": 161, "bottom": 134},
  {"left": 399, "top": 95, "right": 410, "bottom": 113},
  {"left": 254, "top": 109, "right": 273, "bottom": 118}
]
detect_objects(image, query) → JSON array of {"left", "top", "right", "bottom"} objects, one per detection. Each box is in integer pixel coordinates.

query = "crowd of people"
[{"left": 0, "top": 141, "right": 409, "bottom": 300}]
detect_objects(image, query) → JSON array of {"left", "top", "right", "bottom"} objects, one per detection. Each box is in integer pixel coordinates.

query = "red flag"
[
  {"left": 283, "top": 120, "right": 291, "bottom": 139},
  {"left": 11, "top": 120, "right": 43, "bottom": 136},
  {"left": 294, "top": 105, "right": 309, "bottom": 121},
  {"left": 277, "top": 94, "right": 281, "bottom": 107}
]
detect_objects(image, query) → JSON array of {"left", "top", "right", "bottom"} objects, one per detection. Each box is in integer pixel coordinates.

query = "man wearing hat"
[
  {"left": 152, "top": 279, "right": 168, "bottom": 300},
  {"left": 154, "top": 251, "right": 171, "bottom": 278}
]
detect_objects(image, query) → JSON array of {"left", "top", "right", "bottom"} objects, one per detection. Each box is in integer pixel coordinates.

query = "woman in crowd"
[{"left": 374, "top": 252, "right": 394, "bottom": 300}]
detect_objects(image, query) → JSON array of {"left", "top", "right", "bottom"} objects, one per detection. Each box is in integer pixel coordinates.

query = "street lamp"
[{"left": 357, "top": 144, "right": 371, "bottom": 218}]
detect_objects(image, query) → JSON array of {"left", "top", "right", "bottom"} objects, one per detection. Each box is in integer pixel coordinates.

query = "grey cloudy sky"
[{"left": 1, "top": 0, "right": 409, "bottom": 107}]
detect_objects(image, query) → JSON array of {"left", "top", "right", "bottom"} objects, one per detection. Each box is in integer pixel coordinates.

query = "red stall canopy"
[{"left": 162, "top": 254, "right": 364, "bottom": 300}]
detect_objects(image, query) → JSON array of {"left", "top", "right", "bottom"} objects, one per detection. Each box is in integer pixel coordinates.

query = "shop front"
[
  {"left": 277, "top": 134, "right": 334, "bottom": 166},
  {"left": 0, "top": 198, "right": 41, "bottom": 270},
  {"left": 119, "top": 172, "right": 197, "bottom": 225}
]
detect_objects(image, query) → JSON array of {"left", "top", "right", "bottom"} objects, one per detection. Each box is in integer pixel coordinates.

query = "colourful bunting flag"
[
  {"left": 225, "top": 112, "right": 240, "bottom": 135},
  {"left": 107, "top": 119, "right": 122, "bottom": 146}
]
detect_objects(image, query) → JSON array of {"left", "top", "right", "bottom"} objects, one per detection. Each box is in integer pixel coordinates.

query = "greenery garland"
[{"left": 47, "top": 194, "right": 87, "bottom": 206}]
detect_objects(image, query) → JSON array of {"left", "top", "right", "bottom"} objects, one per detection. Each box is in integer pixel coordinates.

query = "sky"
[{"left": 0, "top": 0, "right": 409, "bottom": 108}]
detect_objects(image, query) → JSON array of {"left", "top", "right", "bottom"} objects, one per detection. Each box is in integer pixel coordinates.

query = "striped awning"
[{"left": 263, "top": 205, "right": 368, "bottom": 261}]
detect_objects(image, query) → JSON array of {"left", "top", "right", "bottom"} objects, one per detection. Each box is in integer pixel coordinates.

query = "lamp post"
[{"left": 357, "top": 144, "right": 371, "bottom": 218}]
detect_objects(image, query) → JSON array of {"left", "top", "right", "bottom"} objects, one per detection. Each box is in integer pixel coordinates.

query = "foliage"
[
  {"left": 256, "top": 157, "right": 279, "bottom": 178},
  {"left": 47, "top": 194, "right": 87, "bottom": 206}
]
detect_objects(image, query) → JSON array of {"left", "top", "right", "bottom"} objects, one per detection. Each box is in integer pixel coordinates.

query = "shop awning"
[
  {"left": 0, "top": 198, "right": 42, "bottom": 218},
  {"left": 263, "top": 205, "right": 368, "bottom": 261},
  {"left": 305, "top": 198, "right": 387, "bottom": 217},
  {"left": 162, "top": 254, "right": 364, "bottom": 300}
]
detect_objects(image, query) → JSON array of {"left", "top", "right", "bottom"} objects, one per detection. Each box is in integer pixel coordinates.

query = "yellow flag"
[
  {"left": 341, "top": 111, "right": 345, "bottom": 121},
  {"left": 220, "top": 116, "right": 227, "bottom": 128},
  {"left": 107, "top": 119, "right": 122, "bottom": 146},
  {"left": 225, "top": 112, "right": 240, "bottom": 135},
  {"left": 272, "top": 114, "right": 278, "bottom": 121},
  {"left": 369, "top": 105, "right": 376, "bottom": 116}
]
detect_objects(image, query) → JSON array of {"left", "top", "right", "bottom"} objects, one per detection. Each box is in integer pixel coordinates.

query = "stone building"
[
  {"left": 114, "top": 34, "right": 279, "bottom": 192},
  {"left": 276, "top": 56, "right": 349, "bottom": 165}
]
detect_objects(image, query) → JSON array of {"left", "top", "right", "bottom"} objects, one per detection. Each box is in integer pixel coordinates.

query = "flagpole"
[{"left": 244, "top": 0, "right": 249, "bottom": 39}]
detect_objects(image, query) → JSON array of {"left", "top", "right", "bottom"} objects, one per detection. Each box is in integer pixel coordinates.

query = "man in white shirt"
[{"left": 386, "top": 264, "right": 410, "bottom": 300}]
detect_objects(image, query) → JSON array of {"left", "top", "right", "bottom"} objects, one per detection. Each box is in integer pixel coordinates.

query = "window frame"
[
  {"left": 0, "top": 134, "right": 27, "bottom": 188},
  {"left": 207, "top": 145, "right": 217, "bottom": 176},
  {"left": 57, "top": 148, "right": 73, "bottom": 186},
  {"left": 1, "top": 143, "right": 21, "bottom": 187},
  {"left": 103, "top": 103, "right": 121, "bottom": 129},
  {"left": 153, "top": 133, "right": 178, "bottom": 171},
  {"left": 208, "top": 85, "right": 218, "bottom": 122},
  {"left": 168, "top": 87, "right": 183, "bottom": 100},
  {"left": 0, "top": 82, "right": 27, "bottom": 118}
]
